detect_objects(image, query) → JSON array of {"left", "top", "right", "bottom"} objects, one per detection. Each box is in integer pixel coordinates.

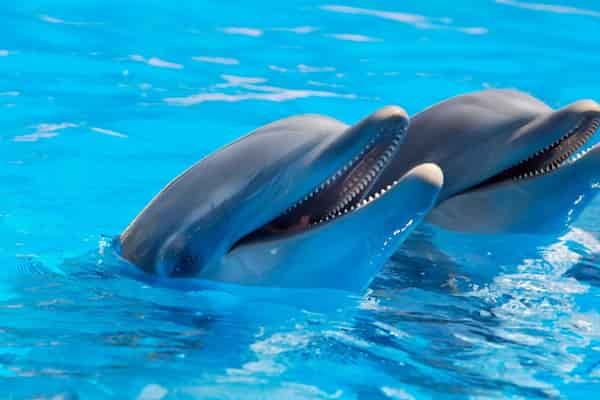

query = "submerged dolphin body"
[
  {"left": 119, "top": 108, "right": 443, "bottom": 291},
  {"left": 371, "top": 90, "right": 600, "bottom": 233}
]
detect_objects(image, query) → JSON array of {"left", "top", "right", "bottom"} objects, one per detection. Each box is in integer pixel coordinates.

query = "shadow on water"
[{"left": 565, "top": 255, "right": 600, "bottom": 288}]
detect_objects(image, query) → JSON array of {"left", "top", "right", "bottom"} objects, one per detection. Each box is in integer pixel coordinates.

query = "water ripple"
[
  {"left": 329, "top": 33, "right": 381, "bottom": 43},
  {"left": 164, "top": 74, "right": 355, "bottom": 106},
  {"left": 13, "top": 123, "right": 78, "bottom": 143},
  {"left": 38, "top": 14, "right": 102, "bottom": 26},
  {"left": 272, "top": 26, "right": 319, "bottom": 34},
  {"left": 192, "top": 56, "right": 240, "bottom": 65},
  {"left": 221, "top": 27, "right": 263, "bottom": 37},
  {"left": 321, "top": 4, "right": 488, "bottom": 35},
  {"left": 496, "top": 0, "right": 600, "bottom": 18},
  {"left": 90, "top": 127, "right": 127, "bottom": 139},
  {"left": 128, "top": 55, "right": 183, "bottom": 70}
]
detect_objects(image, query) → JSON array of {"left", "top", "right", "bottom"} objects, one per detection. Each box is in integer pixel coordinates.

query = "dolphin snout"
[
  {"left": 561, "top": 99, "right": 600, "bottom": 120},
  {"left": 361, "top": 105, "right": 409, "bottom": 133},
  {"left": 410, "top": 163, "right": 444, "bottom": 189},
  {"left": 370, "top": 105, "right": 409, "bottom": 121}
]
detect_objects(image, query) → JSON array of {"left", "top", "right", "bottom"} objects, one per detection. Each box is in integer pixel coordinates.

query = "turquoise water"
[{"left": 2, "top": 0, "right": 600, "bottom": 398}]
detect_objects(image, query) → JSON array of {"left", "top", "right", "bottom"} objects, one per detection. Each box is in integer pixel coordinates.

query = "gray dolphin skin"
[
  {"left": 371, "top": 89, "right": 600, "bottom": 233},
  {"left": 119, "top": 107, "right": 443, "bottom": 291}
]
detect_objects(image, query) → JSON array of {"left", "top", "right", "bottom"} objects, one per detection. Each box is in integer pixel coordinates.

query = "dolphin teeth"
[{"left": 295, "top": 124, "right": 411, "bottom": 227}]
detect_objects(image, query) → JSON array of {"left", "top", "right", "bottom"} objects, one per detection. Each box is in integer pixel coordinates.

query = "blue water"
[{"left": 2, "top": 0, "right": 600, "bottom": 398}]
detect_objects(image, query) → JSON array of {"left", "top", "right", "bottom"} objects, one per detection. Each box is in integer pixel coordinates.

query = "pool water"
[{"left": 2, "top": 0, "right": 600, "bottom": 398}]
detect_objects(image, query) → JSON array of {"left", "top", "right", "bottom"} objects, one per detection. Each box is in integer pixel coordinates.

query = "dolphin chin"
[
  {"left": 372, "top": 89, "right": 600, "bottom": 234},
  {"left": 119, "top": 106, "right": 442, "bottom": 291},
  {"left": 429, "top": 142, "right": 600, "bottom": 233}
]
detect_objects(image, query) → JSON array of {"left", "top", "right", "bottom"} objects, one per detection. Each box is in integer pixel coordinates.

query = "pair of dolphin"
[{"left": 118, "top": 89, "right": 600, "bottom": 292}]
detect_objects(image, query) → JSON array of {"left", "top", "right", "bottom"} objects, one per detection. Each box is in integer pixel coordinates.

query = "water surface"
[{"left": 2, "top": 0, "right": 600, "bottom": 398}]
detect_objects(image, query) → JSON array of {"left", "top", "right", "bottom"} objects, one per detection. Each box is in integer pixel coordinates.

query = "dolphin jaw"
[
  {"left": 462, "top": 115, "right": 600, "bottom": 193},
  {"left": 310, "top": 162, "right": 442, "bottom": 226},
  {"left": 230, "top": 120, "right": 407, "bottom": 249},
  {"left": 313, "top": 178, "right": 401, "bottom": 226},
  {"left": 562, "top": 120, "right": 600, "bottom": 166},
  {"left": 284, "top": 128, "right": 400, "bottom": 213}
]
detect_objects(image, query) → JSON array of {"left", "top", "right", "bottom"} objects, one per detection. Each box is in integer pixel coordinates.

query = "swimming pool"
[{"left": 2, "top": 0, "right": 600, "bottom": 398}]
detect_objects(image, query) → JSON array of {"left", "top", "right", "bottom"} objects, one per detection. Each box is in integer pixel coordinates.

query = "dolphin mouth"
[
  {"left": 231, "top": 122, "right": 407, "bottom": 248},
  {"left": 466, "top": 116, "right": 600, "bottom": 192}
]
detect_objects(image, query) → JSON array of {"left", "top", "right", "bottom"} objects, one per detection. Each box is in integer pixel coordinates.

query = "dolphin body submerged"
[
  {"left": 372, "top": 89, "right": 600, "bottom": 233},
  {"left": 119, "top": 107, "right": 443, "bottom": 291}
]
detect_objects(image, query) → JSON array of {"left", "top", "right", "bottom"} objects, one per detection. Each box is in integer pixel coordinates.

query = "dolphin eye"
[
  {"left": 171, "top": 253, "right": 199, "bottom": 277},
  {"left": 158, "top": 244, "right": 200, "bottom": 277}
]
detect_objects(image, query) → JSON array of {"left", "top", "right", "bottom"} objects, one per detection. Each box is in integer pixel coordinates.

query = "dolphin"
[
  {"left": 118, "top": 107, "right": 443, "bottom": 291},
  {"left": 370, "top": 89, "right": 600, "bottom": 233}
]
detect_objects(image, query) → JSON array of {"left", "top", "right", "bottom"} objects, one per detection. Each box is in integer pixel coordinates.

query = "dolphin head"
[
  {"left": 373, "top": 89, "right": 600, "bottom": 233},
  {"left": 119, "top": 107, "right": 442, "bottom": 290}
]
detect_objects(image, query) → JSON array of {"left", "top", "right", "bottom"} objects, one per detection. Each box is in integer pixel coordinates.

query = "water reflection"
[
  {"left": 329, "top": 33, "right": 380, "bottom": 43},
  {"left": 321, "top": 4, "right": 488, "bottom": 35},
  {"left": 90, "top": 127, "right": 127, "bottom": 139},
  {"left": 128, "top": 54, "right": 183, "bottom": 70},
  {"left": 192, "top": 56, "right": 240, "bottom": 66},
  {"left": 164, "top": 74, "right": 356, "bottom": 106},
  {"left": 496, "top": 0, "right": 600, "bottom": 18},
  {"left": 221, "top": 27, "right": 263, "bottom": 37},
  {"left": 13, "top": 122, "right": 78, "bottom": 143}
]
